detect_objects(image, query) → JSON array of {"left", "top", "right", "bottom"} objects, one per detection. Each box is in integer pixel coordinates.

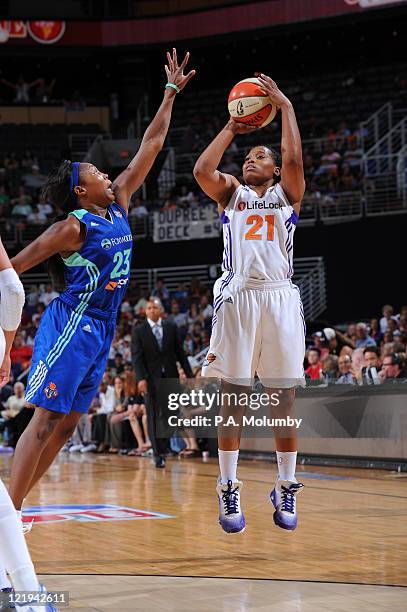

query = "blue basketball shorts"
[{"left": 24, "top": 298, "right": 116, "bottom": 414}]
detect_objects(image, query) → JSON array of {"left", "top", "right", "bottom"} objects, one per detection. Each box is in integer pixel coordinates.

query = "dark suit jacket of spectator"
[{"left": 131, "top": 319, "right": 193, "bottom": 385}]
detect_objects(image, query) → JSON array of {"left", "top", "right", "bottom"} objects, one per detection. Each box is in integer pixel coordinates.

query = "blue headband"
[{"left": 69, "top": 161, "right": 81, "bottom": 205}]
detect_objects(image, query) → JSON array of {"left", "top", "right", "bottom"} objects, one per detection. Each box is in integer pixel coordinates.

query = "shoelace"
[
  {"left": 280, "top": 483, "right": 303, "bottom": 514},
  {"left": 221, "top": 480, "right": 240, "bottom": 515}
]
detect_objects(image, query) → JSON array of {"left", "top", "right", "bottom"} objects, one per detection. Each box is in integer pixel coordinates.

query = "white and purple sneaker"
[
  {"left": 270, "top": 479, "right": 304, "bottom": 531},
  {"left": 216, "top": 478, "right": 246, "bottom": 534}
]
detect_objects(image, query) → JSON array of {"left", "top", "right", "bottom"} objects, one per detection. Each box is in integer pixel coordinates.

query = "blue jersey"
[{"left": 59, "top": 202, "right": 133, "bottom": 319}]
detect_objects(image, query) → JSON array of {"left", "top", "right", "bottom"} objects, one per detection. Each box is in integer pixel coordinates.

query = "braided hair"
[{"left": 41, "top": 160, "right": 81, "bottom": 290}]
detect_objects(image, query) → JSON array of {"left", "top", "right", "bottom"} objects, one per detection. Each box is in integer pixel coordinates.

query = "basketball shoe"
[
  {"left": 216, "top": 478, "right": 245, "bottom": 534},
  {"left": 270, "top": 479, "right": 304, "bottom": 531}
]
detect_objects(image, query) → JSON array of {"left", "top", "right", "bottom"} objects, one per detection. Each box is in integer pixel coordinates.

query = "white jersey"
[{"left": 221, "top": 182, "right": 297, "bottom": 283}]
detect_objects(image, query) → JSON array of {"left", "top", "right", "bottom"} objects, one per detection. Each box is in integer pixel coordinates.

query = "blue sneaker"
[
  {"left": 1, "top": 587, "right": 15, "bottom": 610},
  {"left": 270, "top": 479, "right": 304, "bottom": 531},
  {"left": 14, "top": 585, "right": 59, "bottom": 612},
  {"left": 216, "top": 478, "right": 246, "bottom": 534}
]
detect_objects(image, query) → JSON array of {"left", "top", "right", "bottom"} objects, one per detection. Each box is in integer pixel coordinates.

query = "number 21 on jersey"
[{"left": 244, "top": 215, "right": 275, "bottom": 241}]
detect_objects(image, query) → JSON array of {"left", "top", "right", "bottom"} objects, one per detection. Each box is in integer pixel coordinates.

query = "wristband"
[{"left": 165, "top": 83, "right": 180, "bottom": 94}]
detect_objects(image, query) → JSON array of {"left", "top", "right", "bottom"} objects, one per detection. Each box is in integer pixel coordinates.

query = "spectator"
[
  {"left": 129, "top": 197, "right": 148, "bottom": 217},
  {"left": 320, "top": 327, "right": 355, "bottom": 356},
  {"left": 27, "top": 204, "right": 48, "bottom": 225},
  {"left": 379, "top": 353, "right": 407, "bottom": 383},
  {"left": 305, "top": 347, "right": 322, "bottom": 380},
  {"left": 39, "top": 283, "right": 59, "bottom": 306},
  {"left": 321, "top": 354, "right": 339, "bottom": 383},
  {"left": 369, "top": 318, "right": 382, "bottom": 344},
  {"left": 199, "top": 295, "right": 213, "bottom": 321},
  {"left": 112, "top": 353, "right": 125, "bottom": 376},
  {"left": 355, "top": 322, "right": 376, "bottom": 348},
  {"left": 151, "top": 278, "right": 170, "bottom": 305},
  {"left": 10, "top": 334, "right": 33, "bottom": 376},
  {"left": 167, "top": 300, "right": 189, "bottom": 334},
  {"left": 134, "top": 288, "right": 149, "bottom": 316},
  {"left": 126, "top": 395, "right": 151, "bottom": 455},
  {"left": 106, "top": 376, "right": 135, "bottom": 454},
  {"left": 336, "top": 355, "right": 355, "bottom": 384},
  {"left": 379, "top": 304, "right": 397, "bottom": 334},
  {"left": 32, "top": 302, "right": 46, "bottom": 328},
  {"left": 0, "top": 383, "right": 28, "bottom": 447},
  {"left": 360, "top": 346, "right": 381, "bottom": 385},
  {"left": 90, "top": 378, "right": 115, "bottom": 453},
  {"left": 131, "top": 297, "right": 193, "bottom": 468}
]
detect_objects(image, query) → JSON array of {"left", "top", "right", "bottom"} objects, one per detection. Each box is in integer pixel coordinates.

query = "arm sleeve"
[{"left": 0, "top": 268, "right": 25, "bottom": 331}]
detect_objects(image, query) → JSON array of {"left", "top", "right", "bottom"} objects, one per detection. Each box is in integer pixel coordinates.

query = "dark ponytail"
[{"left": 41, "top": 160, "right": 78, "bottom": 290}]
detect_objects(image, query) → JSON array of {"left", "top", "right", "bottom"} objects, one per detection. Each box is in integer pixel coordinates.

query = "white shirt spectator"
[
  {"left": 27, "top": 209, "right": 47, "bottom": 225},
  {"left": 39, "top": 287, "right": 59, "bottom": 306},
  {"left": 98, "top": 385, "right": 115, "bottom": 414},
  {"left": 130, "top": 204, "right": 148, "bottom": 217},
  {"left": 1, "top": 395, "right": 26, "bottom": 419},
  {"left": 37, "top": 202, "right": 53, "bottom": 216},
  {"left": 379, "top": 315, "right": 398, "bottom": 334}
]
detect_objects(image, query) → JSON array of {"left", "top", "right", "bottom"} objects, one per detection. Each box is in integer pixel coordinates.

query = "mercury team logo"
[
  {"left": 21, "top": 504, "right": 174, "bottom": 525},
  {"left": 101, "top": 238, "right": 112, "bottom": 250},
  {"left": 0, "top": 21, "right": 65, "bottom": 44},
  {"left": 44, "top": 382, "right": 58, "bottom": 399},
  {"left": 237, "top": 201, "right": 247, "bottom": 211},
  {"left": 202, "top": 353, "right": 217, "bottom": 367}
]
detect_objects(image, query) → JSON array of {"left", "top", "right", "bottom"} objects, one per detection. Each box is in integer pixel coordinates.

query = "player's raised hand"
[
  {"left": 165, "top": 49, "right": 196, "bottom": 92},
  {"left": 256, "top": 73, "right": 291, "bottom": 109},
  {"left": 226, "top": 118, "right": 259, "bottom": 135}
]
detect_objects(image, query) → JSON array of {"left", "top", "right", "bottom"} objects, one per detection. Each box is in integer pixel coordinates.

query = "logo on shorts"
[
  {"left": 237, "top": 201, "right": 247, "bottom": 211},
  {"left": 224, "top": 297, "right": 233, "bottom": 303},
  {"left": 113, "top": 210, "right": 123, "bottom": 218},
  {"left": 202, "top": 353, "right": 217, "bottom": 367},
  {"left": 44, "top": 382, "right": 58, "bottom": 399},
  {"left": 101, "top": 238, "right": 112, "bottom": 250}
]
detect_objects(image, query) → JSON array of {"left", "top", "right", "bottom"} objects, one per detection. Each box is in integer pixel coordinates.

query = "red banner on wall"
[
  {"left": 0, "top": 1, "right": 404, "bottom": 47},
  {"left": 0, "top": 21, "right": 65, "bottom": 44}
]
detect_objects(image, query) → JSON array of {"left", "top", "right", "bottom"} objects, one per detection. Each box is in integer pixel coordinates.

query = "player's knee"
[{"left": 35, "top": 413, "right": 64, "bottom": 442}]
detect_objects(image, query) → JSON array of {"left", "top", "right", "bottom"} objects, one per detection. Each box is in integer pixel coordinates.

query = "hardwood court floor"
[{"left": 1, "top": 453, "right": 406, "bottom": 611}]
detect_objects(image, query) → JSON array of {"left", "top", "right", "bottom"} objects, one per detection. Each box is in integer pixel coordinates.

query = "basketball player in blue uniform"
[
  {"left": 0, "top": 238, "right": 59, "bottom": 611},
  {"left": 194, "top": 74, "right": 305, "bottom": 534},
  {"left": 4, "top": 50, "right": 195, "bottom": 531}
]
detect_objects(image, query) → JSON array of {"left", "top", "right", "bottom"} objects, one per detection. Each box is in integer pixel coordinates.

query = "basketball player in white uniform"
[
  {"left": 0, "top": 238, "right": 59, "bottom": 611},
  {"left": 193, "top": 74, "right": 305, "bottom": 534}
]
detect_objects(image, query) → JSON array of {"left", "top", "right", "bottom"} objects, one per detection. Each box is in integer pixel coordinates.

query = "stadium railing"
[{"left": 21, "top": 256, "right": 326, "bottom": 321}]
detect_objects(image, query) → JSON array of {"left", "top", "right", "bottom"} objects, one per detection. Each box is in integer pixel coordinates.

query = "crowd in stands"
[
  {"left": 305, "top": 304, "right": 407, "bottom": 385},
  {"left": 1, "top": 273, "right": 406, "bottom": 456}
]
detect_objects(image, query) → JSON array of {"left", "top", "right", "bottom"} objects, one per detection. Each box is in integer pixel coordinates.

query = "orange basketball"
[{"left": 228, "top": 77, "right": 277, "bottom": 128}]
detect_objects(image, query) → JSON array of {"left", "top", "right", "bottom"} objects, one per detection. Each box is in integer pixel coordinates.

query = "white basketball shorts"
[{"left": 201, "top": 278, "right": 306, "bottom": 388}]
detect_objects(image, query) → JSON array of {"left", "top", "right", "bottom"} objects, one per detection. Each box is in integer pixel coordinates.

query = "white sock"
[
  {"left": 0, "top": 480, "right": 39, "bottom": 593},
  {"left": 276, "top": 451, "right": 297, "bottom": 481},
  {"left": 218, "top": 449, "right": 239, "bottom": 484}
]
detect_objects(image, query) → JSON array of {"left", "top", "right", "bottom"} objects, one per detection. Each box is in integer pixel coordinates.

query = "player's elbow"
[{"left": 193, "top": 160, "right": 210, "bottom": 179}]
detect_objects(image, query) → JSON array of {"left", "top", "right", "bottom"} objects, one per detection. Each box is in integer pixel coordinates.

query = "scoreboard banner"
[{"left": 153, "top": 206, "right": 221, "bottom": 243}]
